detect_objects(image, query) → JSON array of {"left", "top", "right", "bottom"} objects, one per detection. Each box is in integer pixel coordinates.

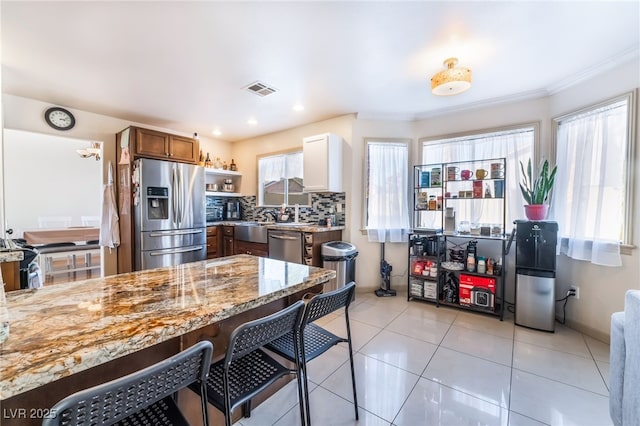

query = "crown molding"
[
  {"left": 413, "top": 89, "right": 549, "bottom": 121},
  {"left": 546, "top": 46, "right": 640, "bottom": 95}
]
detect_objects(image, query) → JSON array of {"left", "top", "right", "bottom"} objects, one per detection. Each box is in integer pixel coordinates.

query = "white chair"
[
  {"left": 37, "top": 216, "right": 72, "bottom": 228},
  {"left": 81, "top": 215, "right": 101, "bottom": 227}
]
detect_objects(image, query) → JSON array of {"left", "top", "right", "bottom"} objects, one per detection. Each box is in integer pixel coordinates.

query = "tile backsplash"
[{"left": 209, "top": 193, "right": 346, "bottom": 225}]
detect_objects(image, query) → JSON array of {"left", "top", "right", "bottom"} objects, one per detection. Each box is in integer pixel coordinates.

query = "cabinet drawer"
[
  {"left": 223, "top": 226, "right": 234, "bottom": 237},
  {"left": 206, "top": 226, "right": 219, "bottom": 237},
  {"left": 234, "top": 240, "right": 268, "bottom": 257}
]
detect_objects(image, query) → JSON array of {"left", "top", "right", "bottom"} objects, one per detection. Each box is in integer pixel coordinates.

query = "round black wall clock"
[{"left": 44, "top": 107, "right": 76, "bottom": 131}]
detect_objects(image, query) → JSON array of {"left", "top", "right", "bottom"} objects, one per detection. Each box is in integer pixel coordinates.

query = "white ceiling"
[{"left": 2, "top": 1, "right": 639, "bottom": 142}]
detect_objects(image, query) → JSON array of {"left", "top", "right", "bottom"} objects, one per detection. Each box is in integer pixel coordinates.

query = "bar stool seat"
[{"left": 43, "top": 340, "right": 213, "bottom": 426}]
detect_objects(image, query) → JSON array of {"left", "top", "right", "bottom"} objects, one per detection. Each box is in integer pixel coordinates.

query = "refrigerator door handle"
[
  {"left": 172, "top": 167, "right": 179, "bottom": 226},
  {"left": 149, "top": 229, "right": 205, "bottom": 237},
  {"left": 149, "top": 245, "right": 205, "bottom": 256},
  {"left": 180, "top": 167, "right": 185, "bottom": 225}
]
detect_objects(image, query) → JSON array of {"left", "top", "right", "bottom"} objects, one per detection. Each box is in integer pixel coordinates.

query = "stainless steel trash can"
[{"left": 321, "top": 241, "right": 358, "bottom": 293}]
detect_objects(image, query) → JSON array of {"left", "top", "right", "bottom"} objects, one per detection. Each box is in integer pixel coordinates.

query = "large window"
[
  {"left": 552, "top": 91, "right": 635, "bottom": 266},
  {"left": 364, "top": 139, "right": 411, "bottom": 242},
  {"left": 258, "top": 151, "right": 309, "bottom": 206},
  {"left": 421, "top": 125, "right": 536, "bottom": 227}
]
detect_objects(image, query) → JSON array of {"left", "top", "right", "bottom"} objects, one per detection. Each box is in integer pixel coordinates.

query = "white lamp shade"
[{"left": 431, "top": 58, "right": 472, "bottom": 96}]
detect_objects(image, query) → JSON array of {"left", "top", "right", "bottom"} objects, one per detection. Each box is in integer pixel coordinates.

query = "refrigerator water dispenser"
[{"left": 146, "top": 187, "right": 169, "bottom": 220}]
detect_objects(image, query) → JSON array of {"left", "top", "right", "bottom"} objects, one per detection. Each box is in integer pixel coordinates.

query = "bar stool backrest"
[
  {"left": 303, "top": 281, "right": 356, "bottom": 325},
  {"left": 226, "top": 300, "right": 305, "bottom": 364},
  {"left": 43, "top": 340, "right": 213, "bottom": 426}
]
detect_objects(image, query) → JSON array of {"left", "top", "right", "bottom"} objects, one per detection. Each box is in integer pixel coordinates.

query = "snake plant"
[{"left": 519, "top": 158, "right": 557, "bottom": 205}]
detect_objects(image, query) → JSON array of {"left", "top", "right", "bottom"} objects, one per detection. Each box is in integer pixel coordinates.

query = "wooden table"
[
  {"left": 0, "top": 255, "right": 335, "bottom": 425},
  {"left": 22, "top": 227, "right": 99, "bottom": 245}
]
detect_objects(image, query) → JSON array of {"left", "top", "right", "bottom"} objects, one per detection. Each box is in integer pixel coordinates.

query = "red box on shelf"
[
  {"left": 459, "top": 274, "right": 496, "bottom": 310},
  {"left": 473, "top": 180, "right": 483, "bottom": 198}
]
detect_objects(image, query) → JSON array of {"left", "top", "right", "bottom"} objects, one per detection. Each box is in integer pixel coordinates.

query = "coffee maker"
[{"left": 224, "top": 200, "right": 241, "bottom": 220}]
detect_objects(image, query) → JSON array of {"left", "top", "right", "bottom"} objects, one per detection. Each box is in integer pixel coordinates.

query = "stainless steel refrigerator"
[
  {"left": 133, "top": 158, "right": 206, "bottom": 270},
  {"left": 515, "top": 220, "right": 558, "bottom": 332}
]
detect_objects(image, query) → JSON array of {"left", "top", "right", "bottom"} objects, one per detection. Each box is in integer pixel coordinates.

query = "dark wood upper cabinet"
[{"left": 132, "top": 127, "right": 199, "bottom": 164}]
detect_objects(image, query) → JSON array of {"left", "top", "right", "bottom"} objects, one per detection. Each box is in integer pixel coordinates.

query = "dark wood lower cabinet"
[
  {"left": 222, "top": 226, "right": 234, "bottom": 257},
  {"left": 234, "top": 240, "right": 268, "bottom": 257},
  {"left": 206, "top": 226, "right": 220, "bottom": 259}
]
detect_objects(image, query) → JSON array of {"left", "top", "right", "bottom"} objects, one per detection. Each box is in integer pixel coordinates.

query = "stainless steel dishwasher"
[{"left": 268, "top": 230, "right": 303, "bottom": 264}]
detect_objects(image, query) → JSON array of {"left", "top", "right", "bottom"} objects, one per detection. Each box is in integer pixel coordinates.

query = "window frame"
[
  {"left": 551, "top": 90, "right": 637, "bottom": 248},
  {"left": 361, "top": 137, "right": 412, "bottom": 231},
  {"left": 418, "top": 122, "right": 540, "bottom": 228},
  {"left": 256, "top": 148, "right": 310, "bottom": 207}
]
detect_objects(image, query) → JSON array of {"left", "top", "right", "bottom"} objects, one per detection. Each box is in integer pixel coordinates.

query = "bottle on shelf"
[
  {"left": 198, "top": 150, "right": 205, "bottom": 167},
  {"left": 213, "top": 156, "right": 223, "bottom": 169},
  {"left": 230, "top": 159, "right": 237, "bottom": 171},
  {"left": 223, "top": 161, "right": 228, "bottom": 170},
  {"left": 477, "top": 257, "right": 486, "bottom": 274},
  {"left": 428, "top": 195, "right": 437, "bottom": 210},
  {"left": 204, "top": 152, "right": 212, "bottom": 168},
  {"left": 466, "top": 254, "right": 476, "bottom": 272}
]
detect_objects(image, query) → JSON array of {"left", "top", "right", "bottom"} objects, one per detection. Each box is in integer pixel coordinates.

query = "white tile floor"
[{"left": 238, "top": 289, "right": 612, "bottom": 426}]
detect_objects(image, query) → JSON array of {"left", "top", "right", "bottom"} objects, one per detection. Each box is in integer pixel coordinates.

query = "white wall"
[
  {"left": 3, "top": 129, "right": 102, "bottom": 234},
  {"left": 232, "top": 114, "right": 356, "bottom": 196},
  {"left": 548, "top": 59, "right": 640, "bottom": 341},
  {"left": 1, "top": 94, "right": 233, "bottom": 276},
  {"left": 411, "top": 58, "right": 640, "bottom": 341},
  {"left": 350, "top": 119, "right": 415, "bottom": 293}
]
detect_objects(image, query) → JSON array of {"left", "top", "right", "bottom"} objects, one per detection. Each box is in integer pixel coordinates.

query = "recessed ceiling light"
[
  {"left": 293, "top": 104, "right": 305, "bottom": 112},
  {"left": 247, "top": 118, "right": 258, "bottom": 126},
  {"left": 212, "top": 128, "right": 222, "bottom": 136}
]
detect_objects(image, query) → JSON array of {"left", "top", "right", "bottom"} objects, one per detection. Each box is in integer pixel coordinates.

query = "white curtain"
[
  {"left": 258, "top": 155, "right": 286, "bottom": 205},
  {"left": 422, "top": 128, "right": 534, "bottom": 228},
  {"left": 551, "top": 100, "right": 627, "bottom": 267},
  {"left": 366, "top": 142, "right": 411, "bottom": 242}
]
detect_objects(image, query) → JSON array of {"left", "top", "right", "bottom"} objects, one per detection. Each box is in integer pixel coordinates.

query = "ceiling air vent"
[{"left": 243, "top": 81, "right": 278, "bottom": 97}]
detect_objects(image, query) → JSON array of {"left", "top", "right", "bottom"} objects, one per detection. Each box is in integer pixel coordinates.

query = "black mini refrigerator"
[{"left": 515, "top": 220, "right": 558, "bottom": 332}]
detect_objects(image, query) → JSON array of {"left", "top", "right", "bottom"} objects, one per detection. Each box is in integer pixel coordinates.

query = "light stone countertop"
[
  {"left": 0, "top": 251, "right": 24, "bottom": 263},
  {"left": 0, "top": 255, "right": 335, "bottom": 400}
]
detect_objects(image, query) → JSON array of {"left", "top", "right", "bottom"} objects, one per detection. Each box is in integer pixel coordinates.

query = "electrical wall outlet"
[{"left": 570, "top": 285, "right": 580, "bottom": 300}]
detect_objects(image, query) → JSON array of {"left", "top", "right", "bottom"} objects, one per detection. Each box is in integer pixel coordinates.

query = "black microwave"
[{"left": 206, "top": 205, "right": 224, "bottom": 223}]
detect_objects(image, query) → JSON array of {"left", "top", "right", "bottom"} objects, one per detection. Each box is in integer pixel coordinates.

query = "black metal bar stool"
[
  {"left": 43, "top": 340, "right": 213, "bottom": 426},
  {"left": 267, "top": 282, "right": 358, "bottom": 426},
  {"left": 191, "top": 300, "right": 306, "bottom": 426}
]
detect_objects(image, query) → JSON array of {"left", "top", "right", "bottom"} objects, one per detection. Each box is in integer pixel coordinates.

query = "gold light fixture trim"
[{"left": 431, "top": 57, "right": 472, "bottom": 96}]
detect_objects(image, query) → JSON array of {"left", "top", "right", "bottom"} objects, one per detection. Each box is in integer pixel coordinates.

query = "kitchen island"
[{"left": 0, "top": 254, "right": 335, "bottom": 425}]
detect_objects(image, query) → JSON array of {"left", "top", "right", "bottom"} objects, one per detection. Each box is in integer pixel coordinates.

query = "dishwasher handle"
[{"left": 269, "top": 234, "right": 300, "bottom": 241}]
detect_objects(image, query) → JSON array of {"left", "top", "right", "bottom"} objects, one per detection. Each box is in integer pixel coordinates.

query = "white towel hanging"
[{"left": 99, "top": 162, "right": 120, "bottom": 250}]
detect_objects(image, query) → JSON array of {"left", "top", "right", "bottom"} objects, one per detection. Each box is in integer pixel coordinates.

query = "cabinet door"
[
  {"left": 303, "top": 134, "right": 342, "bottom": 192},
  {"left": 223, "top": 236, "right": 234, "bottom": 257},
  {"left": 169, "top": 135, "right": 198, "bottom": 164},
  {"left": 135, "top": 128, "right": 170, "bottom": 159},
  {"left": 206, "top": 227, "right": 219, "bottom": 259},
  {"left": 303, "top": 134, "right": 328, "bottom": 192}
]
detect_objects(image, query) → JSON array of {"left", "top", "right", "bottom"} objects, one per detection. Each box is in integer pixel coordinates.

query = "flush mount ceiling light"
[
  {"left": 77, "top": 142, "right": 101, "bottom": 161},
  {"left": 431, "top": 57, "right": 472, "bottom": 96}
]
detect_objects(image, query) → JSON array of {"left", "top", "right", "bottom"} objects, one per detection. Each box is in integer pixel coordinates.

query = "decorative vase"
[{"left": 524, "top": 204, "right": 549, "bottom": 221}]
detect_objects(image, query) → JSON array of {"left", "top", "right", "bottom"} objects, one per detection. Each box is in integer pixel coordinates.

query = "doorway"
[{"left": 2, "top": 129, "right": 104, "bottom": 285}]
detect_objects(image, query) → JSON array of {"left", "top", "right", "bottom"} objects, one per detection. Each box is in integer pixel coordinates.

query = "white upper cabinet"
[{"left": 303, "top": 133, "right": 343, "bottom": 192}]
